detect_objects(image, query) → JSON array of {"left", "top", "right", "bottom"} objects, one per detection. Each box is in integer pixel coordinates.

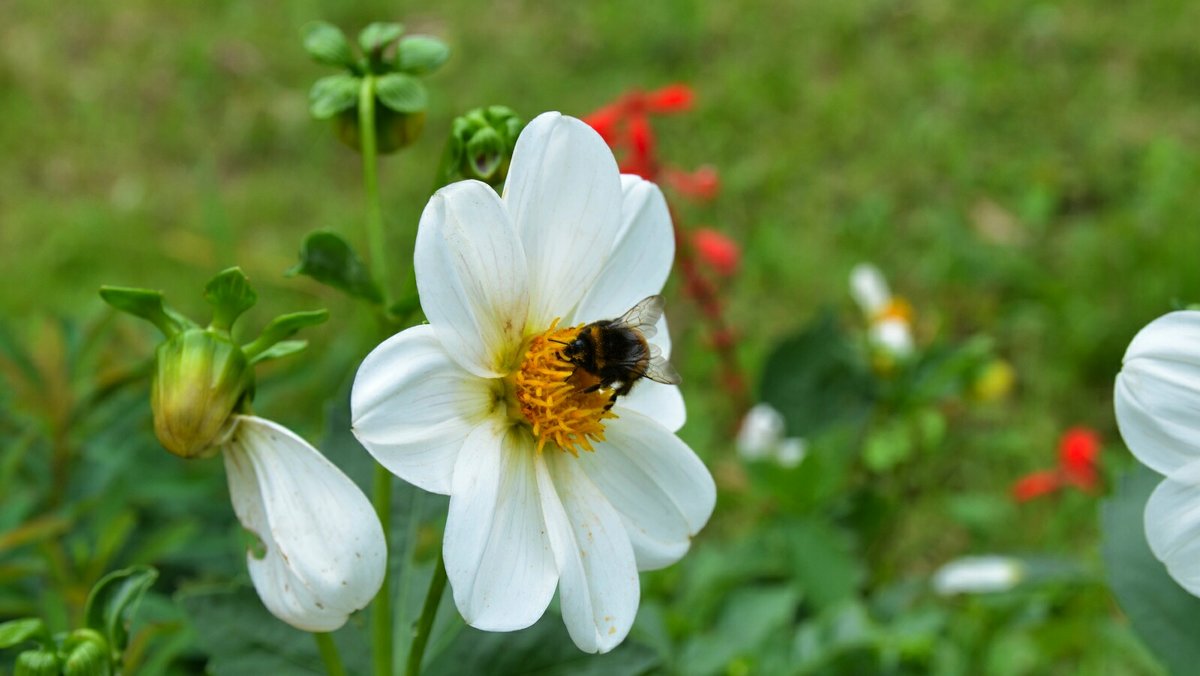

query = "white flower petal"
[
  {"left": 415, "top": 180, "right": 530, "bottom": 378},
  {"left": 931, "top": 556, "right": 1024, "bottom": 596},
  {"left": 736, "top": 403, "right": 787, "bottom": 460},
  {"left": 577, "top": 410, "right": 715, "bottom": 571},
  {"left": 573, "top": 175, "right": 674, "bottom": 324},
  {"left": 1116, "top": 311, "right": 1200, "bottom": 476},
  {"left": 444, "top": 419, "right": 556, "bottom": 631},
  {"left": 1144, "top": 460, "right": 1200, "bottom": 595},
  {"left": 616, "top": 381, "right": 685, "bottom": 433},
  {"left": 351, "top": 325, "right": 497, "bottom": 495},
  {"left": 871, "top": 318, "right": 914, "bottom": 356},
  {"left": 849, "top": 263, "right": 890, "bottom": 315},
  {"left": 222, "top": 416, "right": 386, "bottom": 632},
  {"left": 537, "top": 452, "right": 639, "bottom": 653},
  {"left": 503, "top": 112, "right": 623, "bottom": 326}
]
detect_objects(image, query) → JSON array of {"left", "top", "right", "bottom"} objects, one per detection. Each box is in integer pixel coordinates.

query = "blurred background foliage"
[{"left": 2, "top": 0, "right": 1200, "bottom": 673}]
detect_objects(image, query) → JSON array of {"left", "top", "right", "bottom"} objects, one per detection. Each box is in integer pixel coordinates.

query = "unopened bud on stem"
[{"left": 152, "top": 329, "right": 253, "bottom": 459}]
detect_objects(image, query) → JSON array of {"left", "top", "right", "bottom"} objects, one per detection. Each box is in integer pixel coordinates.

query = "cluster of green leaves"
[
  {"left": 304, "top": 21, "right": 449, "bottom": 154},
  {"left": 0, "top": 566, "right": 156, "bottom": 674}
]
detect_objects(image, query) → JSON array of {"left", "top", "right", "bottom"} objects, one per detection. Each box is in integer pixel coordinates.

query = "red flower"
[
  {"left": 1059, "top": 426, "right": 1101, "bottom": 490},
  {"left": 1012, "top": 470, "right": 1063, "bottom": 502},
  {"left": 1011, "top": 426, "right": 1103, "bottom": 502},
  {"left": 646, "top": 84, "right": 694, "bottom": 112},
  {"left": 663, "top": 166, "right": 720, "bottom": 201},
  {"left": 692, "top": 228, "right": 740, "bottom": 277}
]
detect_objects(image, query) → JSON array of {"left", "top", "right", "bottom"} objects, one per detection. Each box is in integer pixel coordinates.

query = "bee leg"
[{"left": 602, "top": 381, "right": 635, "bottom": 410}]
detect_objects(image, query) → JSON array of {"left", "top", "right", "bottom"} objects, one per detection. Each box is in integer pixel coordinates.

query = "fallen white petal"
[
  {"left": 538, "top": 451, "right": 639, "bottom": 653},
  {"left": 351, "top": 325, "right": 497, "bottom": 495},
  {"left": 931, "top": 555, "right": 1024, "bottom": 596},
  {"left": 415, "top": 180, "right": 530, "bottom": 378},
  {"left": 444, "top": 419, "right": 557, "bottom": 631},
  {"left": 222, "top": 416, "right": 386, "bottom": 632}
]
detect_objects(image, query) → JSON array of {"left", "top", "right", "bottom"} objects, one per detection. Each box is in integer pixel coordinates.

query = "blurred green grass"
[{"left": 3, "top": 0, "right": 1200, "bottom": 671}]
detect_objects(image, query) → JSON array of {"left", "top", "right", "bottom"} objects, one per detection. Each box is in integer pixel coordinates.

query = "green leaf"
[
  {"left": 99, "top": 287, "right": 187, "bottom": 337},
  {"left": 179, "top": 585, "right": 369, "bottom": 675},
  {"left": 425, "top": 613, "right": 659, "bottom": 676},
  {"left": 375, "top": 73, "right": 427, "bottom": 113},
  {"left": 242, "top": 310, "right": 329, "bottom": 362},
  {"left": 395, "top": 36, "right": 450, "bottom": 75},
  {"left": 1103, "top": 464, "right": 1200, "bottom": 675},
  {"left": 301, "top": 21, "right": 355, "bottom": 68},
  {"left": 678, "top": 585, "right": 800, "bottom": 675},
  {"left": 203, "top": 267, "right": 258, "bottom": 331},
  {"left": 287, "top": 231, "right": 383, "bottom": 303},
  {"left": 863, "top": 420, "right": 913, "bottom": 472},
  {"left": 358, "top": 22, "right": 404, "bottom": 54},
  {"left": 83, "top": 565, "right": 158, "bottom": 658},
  {"left": 309, "top": 74, "right": 361, "bottom": 120},
  {"left": 760, "top": 310, "right": 874, "bottom": 437},
  {"left": 0, "top": 617, "right": 47, "bottom": 649}
]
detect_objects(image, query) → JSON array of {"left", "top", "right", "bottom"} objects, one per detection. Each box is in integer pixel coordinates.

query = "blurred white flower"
[
  {"left": 351, "top": 112, "right": 715, "bottom": 653},
  {"left": 849, "top": 263, "right": 914, "bottom": 358},
  {"left": 1114, "top": 311, "right": 1200, "bottom": 596},
  {"left": 736, "top": 403, "right": 807, "bottom": 468},
  {"left": 222, "top": 415, "right": 386, "bottom": 632},
  {"left": 932, "top": 555, "right": 1024, "bottom": 596}
]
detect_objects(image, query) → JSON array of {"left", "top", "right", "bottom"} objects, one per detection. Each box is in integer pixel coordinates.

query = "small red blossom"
[
  {"left": 1012, "top": 470, "right": 1064, "bottom": 502},
  {"left": 646, "top": 84, "right": 694, "bottom": 112},
  {"left": 692, "top": 228, "right": 741, "bottom": 277},
  {"left": 1011, "top": 426, "right": 1103, "bottom": 502},
  {"left": 1059, "top": 426, "right": 1101, "bottom": 490}
]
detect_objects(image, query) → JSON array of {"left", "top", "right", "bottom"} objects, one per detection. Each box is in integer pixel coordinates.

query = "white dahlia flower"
[
  {"left": 350, "top": 112, "right": 715, "bottom": 653},
  {"left": 1114, "top": 311, "right": 1200, "bottom": 595},
  {"left": 222, "top": 415, "right": 386, "bottom": 632}
]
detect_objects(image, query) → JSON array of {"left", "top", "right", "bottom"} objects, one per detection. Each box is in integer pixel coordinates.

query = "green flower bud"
[
  {"left": 15, "top": 649, "right": 59, "bottom": 676},
  {"left": 334, "top": 105, "right": 425, "bottom": 154},
  {"left": 151, "top": 328, "right": 253, "bottom": 459},
  {"left": 62, "top": 629, "right": 111, "bottom": 676},
  {"left": 441, "top": 106, "right": 524, "bottom": 187}
]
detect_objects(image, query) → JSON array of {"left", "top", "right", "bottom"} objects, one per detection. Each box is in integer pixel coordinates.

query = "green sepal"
[
  {"left": 248, "top": 339, "right": 309, "bottom": 365},
  {"left": 203, "top": 267, "right": 258, "bottom": 332},
  {"left": 358, "top": 22, "right": 404, "bottom": 55},
  {"left": 395, "top": 35, "right": 450, "bottom": 74},
  {"left": 242, "top": 310, "right": 329, "bottom": 363},
  {"left": 309, "top": 74, "right": 361, "bottom": 120},
  {"left": 375, "top": 73, "right": 427, "bottom": 113},
  {"left": 0, "top": 618, "right": 48, "bottom": 649},
  {"left": 62, "top": 629, "right": 112, "bottom": 676},
  {"left": 99, "top": 286, "right": 190, "bottom": 338},
  {"left": 301, "top": 21, "right": 356, "bottom": 69},
  {"left": 83, "top": 565, "right": 158, "bottom": 663},
  {"left": 287, "top": 231, "right": 383, "bottom": 303},
  {"left": 14, "top": 648, "right": 60, "bottom": 676}
]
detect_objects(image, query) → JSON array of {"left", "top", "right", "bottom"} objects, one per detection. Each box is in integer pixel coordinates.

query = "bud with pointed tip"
[
  {"left": 151, "top": 328, "right": 254, "bottom": 459},
  {"left": 439, "top": 106, "right": 524, "bottom": 187}
]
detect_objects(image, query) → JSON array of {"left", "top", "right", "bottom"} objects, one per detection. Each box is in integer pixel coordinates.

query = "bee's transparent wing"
[
  {"left": 643, "top": 344, "right": 682, "bottom": 385},
  {"left": 612, "top": 295, "right": 665, "bottom": 339}
]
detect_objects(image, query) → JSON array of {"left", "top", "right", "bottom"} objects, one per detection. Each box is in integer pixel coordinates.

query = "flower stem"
[
  {"left": 371, "top": 465, "right": 393, "bottom": 676},
  {"left": 404, "top": 551, "right": 447, "bottom": 676},
  {"left": 314, "top": 633, "right": 347, "bottom": 676},
  {"left": 358, "top": 74, "right": 392, "bottom": 310}
]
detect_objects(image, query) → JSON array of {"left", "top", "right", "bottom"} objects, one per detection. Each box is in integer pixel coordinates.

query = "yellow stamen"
[{"left": 512, "top": 320, "right": 617, "bottom": 456}]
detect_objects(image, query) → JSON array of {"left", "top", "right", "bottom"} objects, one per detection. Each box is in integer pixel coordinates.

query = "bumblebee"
[{"left": 559, "top": 295, "right": 681, "bottom": 406}]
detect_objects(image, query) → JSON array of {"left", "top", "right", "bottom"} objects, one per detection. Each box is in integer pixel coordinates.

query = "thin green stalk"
[
  {"left": 358, "top": 74, "right": 391, "bottom": 309},
  {"left": 371, "top": 465, "right": 394, "bottom": 676},
  {"left": 405, "top": 551, "right": 447, "bottom": 676},
  {"left": 314, "top": 633, "right": 347, "bottom": 676},
  {"left": 393, "top": 489, "right": 423, "bottom": 671}
]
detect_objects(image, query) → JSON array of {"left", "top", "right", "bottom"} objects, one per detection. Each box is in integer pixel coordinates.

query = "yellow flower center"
[
  {"left": 511, "top": 320, "right": 617, "bottom": 456},
  {"left": 874, "top": 297, "right": 914, "bottom": 324}
]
